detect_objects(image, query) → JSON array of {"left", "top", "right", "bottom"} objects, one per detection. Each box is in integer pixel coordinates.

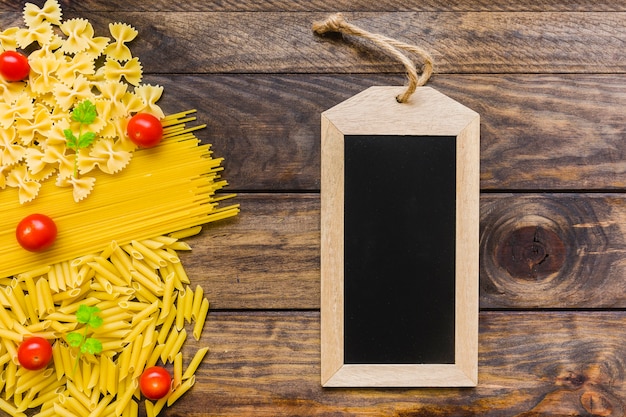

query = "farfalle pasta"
[
  {"left": 0, "top": 0, "right": 168, "bottom": 203},
  {"left": 105, "top": 23, "right": 138, "bottom": 62}
]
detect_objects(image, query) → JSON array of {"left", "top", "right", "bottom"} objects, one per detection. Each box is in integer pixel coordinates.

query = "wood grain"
[
  {"left": 1, "top": 1, "right": 625, "bottom": 416},
  {"left": 7, "top": 310, "right": 626, "bottom": 415},
  {"left": 158, "top": 310, "right": 626, "bottom": 416},
  {"left": 1, "top": 0, "right": 622, "bottom": 12},
  {"left": 117, "top": 74, "right": 626, "bottom": 191},
  {"left": 1, "top": 10, "right": 625, "bottom": 74},
  {"left": 181, "top": 193, "right": 626, "bottom": 310},
  {"left": 179, "top": 194, "right": 320, "bottom": 310},
  {"left": 480, "top": 193, "right": 626, "bottom": 309}
]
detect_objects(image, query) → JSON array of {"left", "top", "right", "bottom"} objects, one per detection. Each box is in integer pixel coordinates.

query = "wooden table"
[{"left": 3, "top": 0, "right": 626, "bottom": 415}]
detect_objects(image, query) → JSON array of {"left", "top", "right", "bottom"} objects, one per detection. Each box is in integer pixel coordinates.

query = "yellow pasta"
[
  {"left": 182, "top": 347, "right": 209, "bottom": 381},
  {"left": 29, "top": 385, "right": 64, "bottom": 409},
  {"left": 53, "top": 402, "right": 79, "bottom": 417},
  {"left": 130, "top": 300, "right": 158, "bottom": 325},
  {"left": 191, "top": 285, "right": 204, "bottom": 321},
  {"left": 145, "top": 344, "right": 166, "bottom": 370},
  {"left": 24, "top": 294, "right": 41, "bottom": 325},
  {"left": 166, "top": 375, "right": 195, "bottom": 407},
  {"left": 182, "top": 286, "right": 194, "bottom": 323},
  {"left": 160, "top": 328, "right": 179, "bottom": 364},
  {"left": 159, "top": 273, "right": 175, "bottom": 320},
  {"left": 175, "top": 288, "right": 187, "bottom": 331},
  {"left": 87, "top": 393, "right": 112, "bottom": 417},
  {"left": 173, "top": 352, "right": 183, "bottom": 389},
  {"left": 168, "top": 225, "right": 203, "bottom": 240},
  {"left": 132, "top": 341, "right": 153, "bottom": 380},
  {"left": 0, "top": 304, "right": 15, "bottom": 330},
  {"left": 15, "top": 368, "right": 54, "bottom": 395},
  {"left": 114, "top": 378, "right": 138, "bottom": 416},
  {"left": 0, "top": 1, "right": 229, "bottom": 416},
  {"left": 0, "top": 229, "right": 213, "bottom": 414},
  {"left": 0, "top": 230, "right": 213, "bottom": 406},
  {"left": 167, "top": 330, "right": 187, "bottom": 363},
  {"left": 0, "top": 93, "right": 239, "bottom": 281},
  {"left": 127, "top": 334, "right": 144, "bottom": 376},
  {"left": 0, "top": 396, "right": 26, "bottom": 417}
]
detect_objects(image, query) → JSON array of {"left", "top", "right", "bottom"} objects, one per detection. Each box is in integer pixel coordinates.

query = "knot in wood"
[
  {"left": 580, "top": 391, "right": 614, "bottom": 417},
  {"left": 496, "top": 226, "right": 566, "bottom": 280}
]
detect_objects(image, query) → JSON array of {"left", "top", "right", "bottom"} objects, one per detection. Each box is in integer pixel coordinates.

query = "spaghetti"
[{"left": 0, "top": 110, "right": 239, "bottom": 280}]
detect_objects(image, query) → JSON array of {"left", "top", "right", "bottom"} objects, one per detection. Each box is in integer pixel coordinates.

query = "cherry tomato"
[
  {"left": 16, "top": 213, "right": 58, "bottom": 252},
  {"left": 17, "top": 337, "right": 52, "bottom": 370},
  {"left": 126, "top": 113, "right": 163, "bottom": 148},
  {"left": 0, "top": 50, "right": 30, "bottom": 82},
  {"left": 139, "top": 366, "right": 171, "bottom": 400}
]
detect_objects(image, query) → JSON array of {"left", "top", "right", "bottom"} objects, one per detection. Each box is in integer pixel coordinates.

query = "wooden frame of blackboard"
[{"left": 320, "top": 86, "right": 480, "bottom": 387}]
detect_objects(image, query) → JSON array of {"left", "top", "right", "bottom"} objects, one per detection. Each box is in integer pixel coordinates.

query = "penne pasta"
[
  {"left": 0, "top": 229, "right": 213, "bottom": 416},
  {"left": 193, "top": 298, "right": 210, "bottom": 341},
  {"left": 168, "top": 226, "right": 203, "bottom": 240},
  {"left": 191, "top": 285, "right": 204, "bottom": 321},
  {"left": 182, "top": 347, "right": 209, "bottom": 380},
  {"left": 166, "top": 375, "right": 195, "bottom": 407},
  {"left": 0, "top": 396, "right": 26, "bottom": 417},
  {"left": 173, "top": 352, "right": 183, "bottom": 389},
  {"left": 114, "top": 379, "right": 138, "bottom": 416},
  {"left": 159, "top": 274, "right": 175, "bottom": 321},
  {"left": 182, "top": 286, "right": 194, "bottom": 324}
]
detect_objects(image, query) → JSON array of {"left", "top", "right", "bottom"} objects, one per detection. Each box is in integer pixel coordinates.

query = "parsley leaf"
[
  {"left": 67, "top": 304, "right": 104, "bottom": 373},
  {"left": 66, "top": 332, "right": 83, "bottom": 348},
  {"left": 71, "top": 99, "right": 97, "bottom": 125},
  {"left": 65, "top": 99, "right": 98, "bottom": 178},
  {"left": 78, "top": 131, "right": 96, "bottom": 148},
  {"left": 82, "top": 338, "right": 103, "bottom": 355},
  {"left": 75, "top": 304, "right": 102, "bottom": 326}
]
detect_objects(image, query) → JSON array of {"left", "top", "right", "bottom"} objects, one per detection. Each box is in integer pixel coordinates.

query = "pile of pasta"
[
  {"left": 0, "top": 111, "right": 240, "bottom": 280},
  {"left": 0, "top": 0, "right": 170, "bottom": 203},
  {"left": 0, "top": 1, "right": 240, "bottom": 416},
  {"left": 0, "top": 228, "right": 211, "bottom": 417}
]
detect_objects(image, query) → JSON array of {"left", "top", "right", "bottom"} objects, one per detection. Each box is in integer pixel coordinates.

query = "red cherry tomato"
[
  {"left": 126, "top": 113, "right": 163, "bottom": 148},
  {"left": 140, "top": 366, "right": 171, "bottom": 400},
  {"left": 17, "top": 337, "right": 53, "bottom": 370},
  {"left": 16, "top": 213, "right": 58, "bottom": 252},
  {"left": 0, "top": 50, "right": 30, "bottom": 82}
]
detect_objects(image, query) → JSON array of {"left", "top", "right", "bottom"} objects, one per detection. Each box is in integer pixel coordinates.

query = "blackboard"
[
  {"left": 343, "top": 135, "right": 456, "bottom": 365},
  {"left": 320, "top": 86, "right": 479, "bottom": 388}
]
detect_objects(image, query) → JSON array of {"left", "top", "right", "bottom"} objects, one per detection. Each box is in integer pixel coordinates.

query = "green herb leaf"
[
  {"left": 65, "top": 100, "right": 98, "bottom": 178},
  {"left": 68, "top": 304, "right": 105, "bottom": 374},
  {"left": 76, "top": 305, "right": 101, "bottom": 325},
  {"left": 71, "top": 100, "right": 97, "bottom": 125},
  {"left": 78, "top": 131, "right": 96, "bottom": 148},
  {"left": 81, "top": 338, "right": 103, "bottom": 355},
  {"left": 66, "top": 332, "right": 84, "bottom": 348},
  {"left": 88, "top": 314, "right": 103, "bottom": 329},
  {"left": 64, "top": 129, "right": 77, "bottom": 148}
]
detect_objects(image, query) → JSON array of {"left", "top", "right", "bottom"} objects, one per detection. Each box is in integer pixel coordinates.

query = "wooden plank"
[
  {"left": 1, "top": 310, "right": 624, "bottom": 416},
  {"left": 435, "top": 75, "right": 626, "bottom": 191},
  {"left": 180, "top": 193, "right": 320, "bottom": 310},
  {"left": 4, "top": 0, "right": 623, "bottom": 12},
  {"left": 479, "top": 193, "right": 626, "bottom": 309},
  {"left": 183, "top": 193, "right": 626, "bottom": 310},
  {"left": 155, "top": 310, "right": 626, "bottom": 416},
  {"left": 140, "top": 74, "right": 626, "bottom": 191},
  {"left": 1, "top": 10, "right": 625, "bottom": 74},
  {"left": 0, "top": 309, "right": 623, "bottom": 416}
]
